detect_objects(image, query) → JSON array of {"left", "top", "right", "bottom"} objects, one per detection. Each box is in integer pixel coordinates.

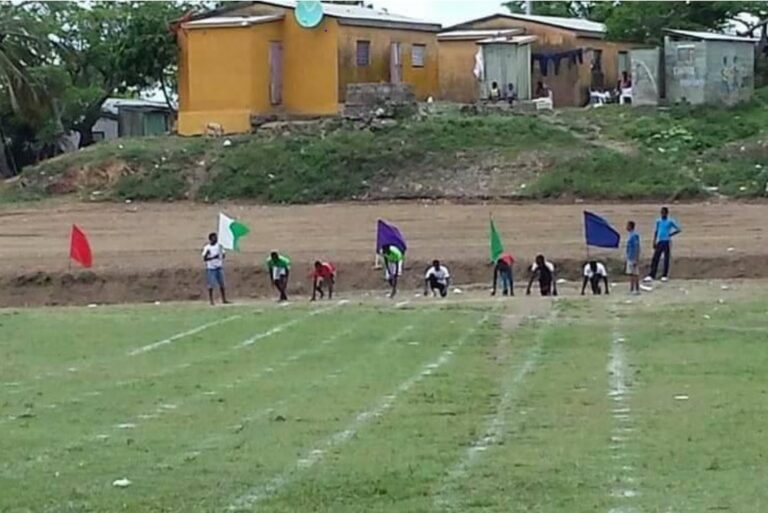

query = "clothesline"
[{"left": 533, "top": 47, "right": 599, "bottom": 76}]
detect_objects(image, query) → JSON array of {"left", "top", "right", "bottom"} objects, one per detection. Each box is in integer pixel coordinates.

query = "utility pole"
[{"left": 525, "top": 0, "right": 532, "bottom": 15}]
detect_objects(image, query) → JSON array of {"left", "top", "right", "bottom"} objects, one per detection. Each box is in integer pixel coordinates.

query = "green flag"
[
  {"left": 218, "top": 212, "right": 250, "bottom": 251},
  {"left": 489, "top": 219, "right": 504, "bottom": 263}
]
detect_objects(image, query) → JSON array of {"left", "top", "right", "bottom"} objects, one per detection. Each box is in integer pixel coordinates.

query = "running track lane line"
[
  {"left": 227, "top": 313, "right": 490, "bottom": 512},
  {"left": 237, "top": 304, "right": 342, "bottom": 349},
  {"left": 432, "top": 331, "right": 544, "bottom": 512},
  {"left": 129, "top": 315, "right": 241, "bottom": 356}
]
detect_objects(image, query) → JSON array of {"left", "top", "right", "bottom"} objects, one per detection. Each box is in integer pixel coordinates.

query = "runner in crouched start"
[
  {"left": 424, "top": 260, "right": 450, "bottom": 298},
  {"left": 491, "top": 252, "right": 515, "bottom": 296},
  {"left": 381, "top": 244, "right": 404, "bottom": 298},
  {"left": 267, "top": 251, "right": 291, "bottom": 302},
  {"left": 581, "top": 260, "right": 610, "bottom": 295},
  {"left": 526, "top": 254, "right": 558, "bottom": 296},
  {"left": 311, "top": 260, "right": 336, "bottom": 301}
]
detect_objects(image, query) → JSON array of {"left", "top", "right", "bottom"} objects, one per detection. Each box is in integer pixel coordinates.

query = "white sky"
[{"left": 370, "top": 0, "right": 506, "bottom": 26}]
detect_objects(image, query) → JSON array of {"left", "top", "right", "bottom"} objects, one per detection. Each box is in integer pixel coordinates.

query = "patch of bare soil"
[{"left": 0, "top": 200, "right": 766, "bottom": 307}]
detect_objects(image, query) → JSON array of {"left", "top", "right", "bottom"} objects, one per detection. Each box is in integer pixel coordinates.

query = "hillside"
[{"left": 5, "top": 88, "right": 768, "bottom": 204}]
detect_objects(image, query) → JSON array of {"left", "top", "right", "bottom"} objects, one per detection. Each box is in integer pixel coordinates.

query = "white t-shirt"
[
  {"left": 530, "top": 261, "right": 555, "bottom": 273},
  {"left": 202, "top": 243, "right": 224, "bottom": 270},
  {"left": 583, "top": 262, "right": 607, "bottom": 278},
  {"left": 425, "top": 266, "right": 450, "bottom": 284}
]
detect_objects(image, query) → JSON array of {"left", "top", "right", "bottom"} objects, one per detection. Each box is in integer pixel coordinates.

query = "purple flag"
[{"left": 376, "top": 219, "right": 407, "bottom": 253}]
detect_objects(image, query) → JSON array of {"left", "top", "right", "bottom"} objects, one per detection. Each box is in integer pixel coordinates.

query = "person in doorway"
[
  {"left": 202, "top": 232, "right": 229, "bottom": 306},
  {"left": 489, "top": 81, "right": 502, "bottom": 102},
  {"left": 625, "top": 221, "right": 641, "bottom": 294},
  {"left": 645, "top": 207, "right": 681, "bottom": 283},
  {"left": 534, "top": 81, "right": 550, "bottom": 99},
  {"left": 267, "top": 251, "right": 291, "bottom": 301},
  {"left": 311, "top": 260, "right": 336, "bottom": 301},
  {"left": 424, "top": 260, "right": 450, "bottom": 298},
  {"left": 526, "top": 254, "right": 557, "bottom": 297},
  {"left": 382, "top": 244, "right": 404, "bottom": 298},
  {"left": 581, "top": 260, "right": 610, "bottom": 295},
  {"left": 506, "top": 83, "right": 518, "bottom": 105},
  {"left": 491, "top": 252, "right": 515, "bottom": 296}
]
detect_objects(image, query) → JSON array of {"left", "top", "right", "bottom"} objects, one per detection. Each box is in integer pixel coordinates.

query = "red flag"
[{"left": 70, "top": 225, "right": 93, "bottom": 268}]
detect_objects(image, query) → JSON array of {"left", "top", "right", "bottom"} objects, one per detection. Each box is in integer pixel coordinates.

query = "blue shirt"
[
  {"left": 655, "top": 217, "right": 680, "bottom": 242},
  {"left": 626, "top": 231, "right": 640, "bottom": 261}
]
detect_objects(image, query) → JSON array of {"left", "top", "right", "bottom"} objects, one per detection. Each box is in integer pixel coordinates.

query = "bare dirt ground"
[{"left": 1, "top": 199, "right": 766, "bottom": 306}]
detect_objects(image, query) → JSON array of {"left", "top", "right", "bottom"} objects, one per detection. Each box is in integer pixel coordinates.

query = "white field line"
[
  {"left": 607, "top": 320, "right": 639, "bottom": 512},
  {"left": 2, "top": 306, "right": 340, "bottom": 424},
  {"left": 166, "top": 320, "right": 417, "bottom": 467},
  {"left": 227, "top": 314, "right": 490, "bottom": 511},
  {"left": 129, "top": 316, "right": 241, "bottom": 356},
  {"left": 0, "top": 305, "right": 347, "bottom": 474},
  {"left": 432, "top": 336, "right": 543, "bottom": 512},
  {"left": 237, "top": 304, "right": 339, "bottom": 349}
]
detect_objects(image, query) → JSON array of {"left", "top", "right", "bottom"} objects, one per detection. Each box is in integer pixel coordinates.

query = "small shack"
[{"left": 663, "top": 29, "right": 757, "bottom": 106}]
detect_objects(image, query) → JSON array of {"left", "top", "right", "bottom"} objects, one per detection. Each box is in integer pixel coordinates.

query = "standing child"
[
  {"left": 202, "top": 232, "right": 229, "bottom": 305},
  {"left": 267, "top": 251, "right": 291, "bottom": 301},
  {"left": 646, "top": 206, "right": 681, "bottom": 283},
  {"left": 625, "top": 221, "right": 641, "bottom": 294}
]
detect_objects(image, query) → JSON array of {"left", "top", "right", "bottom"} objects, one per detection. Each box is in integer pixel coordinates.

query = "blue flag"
[
  {"left": 584, "top": 211, "right": 620, "bottom": 248},
  {"left": 376, "top": 220, "right": 407, "bottom": 253}
]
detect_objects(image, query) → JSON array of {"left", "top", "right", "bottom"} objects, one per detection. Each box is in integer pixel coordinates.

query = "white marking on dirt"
[
  {"left": 433, "top": 341, "right": 542, "bottom": 512},
  {"left": 228, "top": 315, "right": 489, "bottom": 511},
  {"left": 395, "top": 300, "right": 411, "bottom": 308},
  {"left": 607, "top": 325, "right": 639, "bottom": 511},
  {"left": 129, "top": 316, "right": 241, "bottom": 356}
]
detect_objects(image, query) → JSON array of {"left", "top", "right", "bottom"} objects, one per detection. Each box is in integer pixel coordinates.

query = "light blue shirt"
[
  {"left": 655, "top": 217, "right": 680, "bottom": 242},
  {"left": 626, "top": 231, "right": 640, "bottom": 261}
]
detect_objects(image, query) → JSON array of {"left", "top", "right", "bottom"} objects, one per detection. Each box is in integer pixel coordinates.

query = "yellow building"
[
  {"left": 439, "top": 13, "right": 637, "bottom": 107},
  {"left": 177, "top": 0, "right": 440, "bottom": 135}
]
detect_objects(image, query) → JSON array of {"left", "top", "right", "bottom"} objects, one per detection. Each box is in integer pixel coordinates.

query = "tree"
[
  {"left": 0, "top": 4, "right": 50, "bottom": 176},
  {"left": 24, "top": 1, "right": 189, "bottom": 147}
]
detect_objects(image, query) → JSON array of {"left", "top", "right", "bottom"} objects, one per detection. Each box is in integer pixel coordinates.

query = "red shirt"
[
  {"left": 312, "top": 262, "right": 336, "bottom": 279},
  {"left": 498, "top": 253, "right": 515, "bottom": 266}
]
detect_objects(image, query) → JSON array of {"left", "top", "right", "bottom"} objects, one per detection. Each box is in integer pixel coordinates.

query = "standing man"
[
  {"left": 202, "top": 232, "right": 229, "bottom": 306},
  {"left": 581, "top": 260, "right": 610, "bottom": 295},
  {"left": 526, "top": 254, "right": 558, "bottom": 297},
  {"left": 381, "top": 244, "right": 403, "bottom": 298},
  {"left": 645, "top": 207, "right": 681, "bottom": 283},
  {"left": 424, "top": 260, "right": 450, "bottom": 298},
  {"left": 311, "top": 260, "right": 336, "bottom": 301},
  {"left": 267, "top": 251, "right": 291, "bottom": 301},
  {"left": 491, "top": 252, "right": 515, "bottom": 296},
  {"left": 625, "top": 221, "right": 641, "bottom": 294}
]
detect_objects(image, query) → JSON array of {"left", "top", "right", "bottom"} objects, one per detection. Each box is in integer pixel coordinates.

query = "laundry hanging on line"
[{"left": 533, "top": 48, "right": 585, "bottom": 76}]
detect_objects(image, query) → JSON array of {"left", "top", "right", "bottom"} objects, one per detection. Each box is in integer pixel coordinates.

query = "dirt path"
[{"left": 1, "top": 200, "right": 766, "bottom": 306}]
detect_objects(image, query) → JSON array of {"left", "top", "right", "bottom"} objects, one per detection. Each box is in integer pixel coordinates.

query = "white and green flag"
[{"left": 218, "top": 212, "right": 250, "bottom": 251}]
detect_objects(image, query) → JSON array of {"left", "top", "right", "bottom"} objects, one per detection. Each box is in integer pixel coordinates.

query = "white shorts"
[
  {"left": 271, "top": 267, "right": 288, "bottom": 281},
  {"left": 385, "top": 261, "right": 403, "bottom": 280}
]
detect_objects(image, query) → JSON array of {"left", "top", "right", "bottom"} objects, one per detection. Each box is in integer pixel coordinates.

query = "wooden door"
[
  {"left": 390, "top": 42, "right": 402, "bottom": 84},
  {"left": 269, "top": 42, "right": 283, "bottom": 105}
]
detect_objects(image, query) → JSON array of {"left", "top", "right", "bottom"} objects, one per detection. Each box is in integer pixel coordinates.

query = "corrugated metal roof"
[
  {"left": 438, "top": 28, "right": 523, "bottom": 40},
  {"left": 478, "top": 35, "right": 537, "bottom": 45},
  {"left": 250, "top": 0, "right": 439, "bottom": 28},
  {"left": 102, "top": 99, "right": 173, "bottom": 116},
  {"left": 664, "top": 29, "right": 758, "bottom": 43},
  {"left": 184, "top": 14, "right": 284, "bottom": 29},
  {"left": 499, "top": 13, "right": 605, "bottom": 34}
]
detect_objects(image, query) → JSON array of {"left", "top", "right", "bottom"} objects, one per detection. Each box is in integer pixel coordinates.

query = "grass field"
[{"left": 2, "top": 288, "right": 767, "bottom": 512}]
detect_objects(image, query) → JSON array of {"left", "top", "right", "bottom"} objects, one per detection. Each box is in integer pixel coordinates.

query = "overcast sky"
[{"left": 370, "top": 0, "right": 507, "bottom": 26}]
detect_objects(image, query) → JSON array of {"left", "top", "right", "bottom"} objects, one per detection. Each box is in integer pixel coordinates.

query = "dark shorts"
[{"left": 206, "top": 268, "right": 224, "bottom": 289}]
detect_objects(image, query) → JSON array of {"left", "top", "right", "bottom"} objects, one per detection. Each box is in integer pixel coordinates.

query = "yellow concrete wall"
[
  {"left": 438, "top": 39, "right": 480, "bottom": 103},
  {"left": 178, "top": 22, "right": 286, "bottom": 135},
  {"left": 282, "top": 16, "right": 340, "bottom": 115},
  {"left": 337, "top": 26, "right": 439, "bottom": 101}
]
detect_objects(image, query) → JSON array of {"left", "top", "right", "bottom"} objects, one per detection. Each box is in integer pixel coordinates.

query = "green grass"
[{"left": 2, "top": 294, "right": 767, "bottom": 512}]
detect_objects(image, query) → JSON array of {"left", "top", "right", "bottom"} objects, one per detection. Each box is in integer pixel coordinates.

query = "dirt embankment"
[{"left": 1, "top": 200, "right": 766, "bottom": 307}]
